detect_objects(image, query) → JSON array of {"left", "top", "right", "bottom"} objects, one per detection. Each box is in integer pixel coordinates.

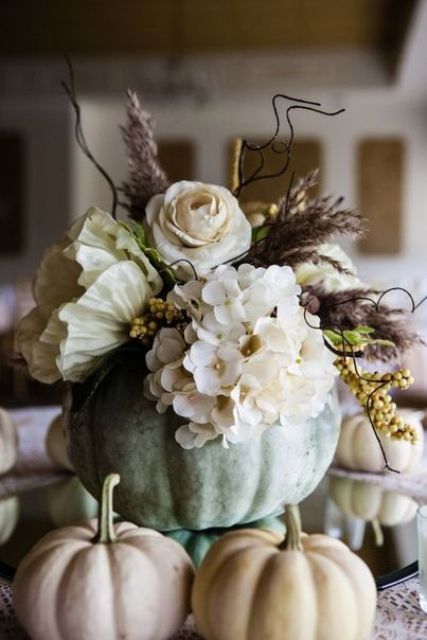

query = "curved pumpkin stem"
[
  {"left": 282, "top": 504, "right": 303, "bottom": 551},
  {"left": 95, "top": 473, "right": 120, "bottom": 544},
  {"left": 371, "top": 518, "right": 384, "bottom": 547}
]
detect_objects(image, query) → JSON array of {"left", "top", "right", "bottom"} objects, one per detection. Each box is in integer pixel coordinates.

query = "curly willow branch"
[{"left": 233, "top": 93, "right": 345, "bottom": 199}]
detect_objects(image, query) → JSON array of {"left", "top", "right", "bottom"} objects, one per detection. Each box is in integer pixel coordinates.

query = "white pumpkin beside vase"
[
  {"left": 14, "top": 474, "right": 195, "bottom": 640},
  {"left": 192, "top": 504, "right": 377, "bottom": 640},
  {"left": 0, "top": 407, "right": 18, "bottom": 476},
  {"left": 0, "top": 495, "right": 20, "bottom": 545},
  {"left": 335, "top": 409, "right": 424, "bottom": 474}
]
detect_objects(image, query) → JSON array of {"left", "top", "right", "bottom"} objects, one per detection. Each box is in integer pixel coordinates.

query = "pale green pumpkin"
[
  {"left": 65, "top": 358, "right": 340, "bottom": 531},
  {"left": 47, "top": 476, "right": 99, "bottom": 528},
  {"left": 167, "top": 516, "right": 286, "bottom": 566}
]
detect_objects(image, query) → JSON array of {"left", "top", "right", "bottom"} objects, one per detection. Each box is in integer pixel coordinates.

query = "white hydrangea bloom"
[
  {"left": 183, "top": 341, "right": 243, "bottom": 396},
  {"left": 145, "top": 263, "right": 337, "bottom": 449},
  {"left": 175, "top": 422, "right": 219, "bottom": 450},
  {"left": 146, "top": 328, "right": 186, "bottom": 372}
]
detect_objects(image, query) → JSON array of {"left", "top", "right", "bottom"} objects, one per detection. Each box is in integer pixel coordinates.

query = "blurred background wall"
[{"left": 1, "top": 0, "right": 427, "bottom": 400}]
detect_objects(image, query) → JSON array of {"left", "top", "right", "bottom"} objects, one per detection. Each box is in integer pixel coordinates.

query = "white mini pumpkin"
[
  {"left": 335, "top": 409, "right": 424, "bottom": 473},
  {"left": 14, "top": 474, "right": 194, "bottom": 640},
  {"left": 192, "top": 505, "right": 377, "bottom": 640},
  {"left": 45, "top": 414, "right": 74, "bottom": 471},
  {"left": 0, "top": 407, "right": 18, "bottom": 475},
  {"left": 0, "top": 495, "right": 20, "bottom": 545},
  {"left": 330, "top": 476, "right": 418, "bottom": 545}
]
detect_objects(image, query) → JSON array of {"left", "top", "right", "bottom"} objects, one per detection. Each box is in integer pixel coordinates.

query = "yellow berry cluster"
[
  {"left": 129, "top": 298, "right": 187, "bottom": 345},
  {"left": 335, "top": 357, "right": 417, "bottom": 444}
]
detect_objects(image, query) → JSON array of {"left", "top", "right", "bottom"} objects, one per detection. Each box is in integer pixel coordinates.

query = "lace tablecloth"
[
  {"left": 1, "top": 406, "right": 427, "bottom": 639},
  {"left": 2, "top": 573, "right": 427, "bottom": 640}
]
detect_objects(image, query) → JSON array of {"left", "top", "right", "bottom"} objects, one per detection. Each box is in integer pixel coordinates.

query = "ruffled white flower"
[
  {"left": 145, "top": 181, "right": 252, "bottom": 280},
  {"left": 294, "top": 243, "right": 361, "bottom": 293},
  {"left": 18, "top": 306, "right": 67, "bottom": 384},
  {"left": 18, "top": 208, "right": 162, "bottom": 383},
  {"left": 66, "top": 207, "right": 161, "bottom": 291},
  {"left": 58, "top": 261, "right": 156, "bottom": 381},
  {"left": 145, "top": 262, "right": 337, "bottom": 449}
]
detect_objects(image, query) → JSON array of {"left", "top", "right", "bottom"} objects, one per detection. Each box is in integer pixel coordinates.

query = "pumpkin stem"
[
  {"left": 371, "top": 518, "right": 384, "bottom": 547},
  {"left": 96, "top": 473, "right": 120, "bottom": 544},
  {"left": 282, "top": 504, "right": 303, "bottom": 551}
]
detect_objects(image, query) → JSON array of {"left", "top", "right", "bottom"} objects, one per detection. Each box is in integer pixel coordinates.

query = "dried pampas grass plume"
[
  {"left": 121, "top": 91, "right": 169, "bottom": 221},
  {"left": 313, "top": 287, "right": 424, "bottom": 361},
  {"left": 242, "top": 170, "right": 364, "bottom": 271}
]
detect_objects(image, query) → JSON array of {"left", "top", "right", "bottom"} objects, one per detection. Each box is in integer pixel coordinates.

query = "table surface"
[{"left": 1, "top": 406, "right": 427, "bottom": 639}]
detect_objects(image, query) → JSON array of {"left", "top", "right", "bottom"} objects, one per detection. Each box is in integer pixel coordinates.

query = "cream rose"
[{"left": 145, "top": 181, "right": 252, "bottom": 279}]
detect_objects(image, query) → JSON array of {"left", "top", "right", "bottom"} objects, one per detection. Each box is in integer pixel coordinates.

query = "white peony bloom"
[
  {"left": 294, "top": 243, "right": 361, "bottom": 293},
  {"left": 18, "top": 208, "right": 162, "bottom": 383},
  {"left": 34, "top": 239, "right": 84, "bottom": 310},
  {"left": 66, "top": 207, "right": 162, "bottom": 291},
  {"left": 18, "top": 306, "right": 67, "bottom": 384},
  {"left": 145, "top": 181, "right": 252, "bottom": 279},
  {"left": 58, "top": 261, "right": 157, "bottom": 381}
]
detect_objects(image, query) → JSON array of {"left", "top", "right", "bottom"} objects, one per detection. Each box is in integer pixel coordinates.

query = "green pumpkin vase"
[{"left": 65, "top": 357, "right": 340, "bottom": 531}]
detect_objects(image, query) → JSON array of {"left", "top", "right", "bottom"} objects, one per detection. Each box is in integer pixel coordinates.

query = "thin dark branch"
[
  {"left": 233, "top": 94, "right": 345, "bottom": 198},
  {"left": 62, "top": 55, "right": 119, "bottom": 219}
]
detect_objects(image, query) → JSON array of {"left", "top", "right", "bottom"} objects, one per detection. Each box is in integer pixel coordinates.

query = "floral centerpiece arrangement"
[{"left": 17, "top": 91, "right": 422, "bottom": 531}]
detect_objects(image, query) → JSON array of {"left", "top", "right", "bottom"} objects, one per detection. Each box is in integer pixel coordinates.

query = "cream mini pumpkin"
[
  {"left": 330, "top": 476, "right": 418, "bottom": 546},
  {"left": 0, "top": 495, "right": 20, "bottom": 545},
  {"left": 45, "top": 413, "right": 74, "bottom": 471},
  {"left": 335, "top": 409, "right": 424, "bottom": 474},
  {"left": 14, "top": 473, "right": 194, "bottom": 640},
  {"left": 0, "top": 407, "right": 18, "bottom": 475},
  {"left": 330, "top": 476, "right": 418, "bottom": 527},
  {"left": 192, "top": 505, "right": 377, "bottom": 640}
]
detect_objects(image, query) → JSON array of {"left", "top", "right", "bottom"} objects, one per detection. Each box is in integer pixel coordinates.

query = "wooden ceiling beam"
[{"left": 0, "top": 0, "right": 418, "bottom": 58}]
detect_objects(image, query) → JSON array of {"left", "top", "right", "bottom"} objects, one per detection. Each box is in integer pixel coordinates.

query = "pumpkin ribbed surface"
[
  {"left": 65, "top": 359, "right": 341, "bottom": 530},
  {"left": 13, "top": 520, "right": 194, "bottom": 640},
  {"left": 192, "top": 528, "right": 376, "bottom": 640}
]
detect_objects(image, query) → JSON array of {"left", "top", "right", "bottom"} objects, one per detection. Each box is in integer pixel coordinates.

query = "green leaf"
[
  {"left": 355, "top": 326, "right": 375, "bottom": 335},
  {"left": 122, "top": 221, "right": 148, "bottom": 250},
  {"left": 323, "top": 325, "right": 395, "bottom": 352},
  {"left": 252, "top": 225, "right": 270, "bottom": 244}
]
